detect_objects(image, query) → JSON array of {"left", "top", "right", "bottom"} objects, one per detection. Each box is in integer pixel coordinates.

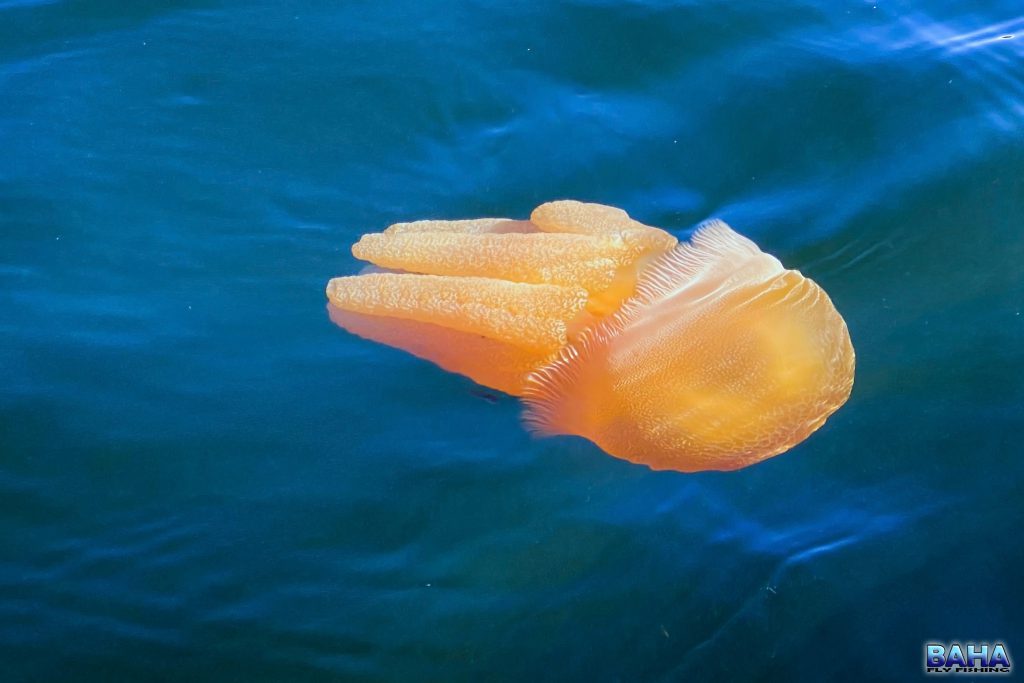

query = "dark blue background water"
[{"left": 2, "top": 1, "right": 1022, "bottom": 680}]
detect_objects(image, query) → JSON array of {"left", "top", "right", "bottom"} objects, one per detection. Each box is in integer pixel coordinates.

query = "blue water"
[{"left": 2, "top": 1, "right": 1023, "bottom": 680}]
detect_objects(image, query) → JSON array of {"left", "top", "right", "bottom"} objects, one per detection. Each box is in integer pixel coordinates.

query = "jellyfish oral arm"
[{"left": 326, "top": 201, "right": 679, "bottom": 391}]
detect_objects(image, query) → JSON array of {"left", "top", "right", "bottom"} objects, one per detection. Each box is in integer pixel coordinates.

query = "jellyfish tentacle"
[{"left": 325, "top": 273, "right": 587, "bottom": 354}]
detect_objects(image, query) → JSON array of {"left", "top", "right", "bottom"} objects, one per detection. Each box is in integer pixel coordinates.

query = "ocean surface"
[{"left": 2, "top": 1, "right": 1023, "bottom": 680}]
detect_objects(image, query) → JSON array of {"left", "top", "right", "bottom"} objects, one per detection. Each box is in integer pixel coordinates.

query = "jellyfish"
[{"left": 325, "top": 200, "right": 855, "bottom": 472}]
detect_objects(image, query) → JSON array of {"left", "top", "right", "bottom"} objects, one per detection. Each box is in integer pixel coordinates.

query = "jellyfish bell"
[
  {"left": 326, "top": 201, "right": 855, "bottom": 473},
  {"left": 522, "top": 221, "right": 855, "bottom": 472}
]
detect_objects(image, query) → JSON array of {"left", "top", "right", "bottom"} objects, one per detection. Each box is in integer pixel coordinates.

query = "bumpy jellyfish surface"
[{"left": 326, "top": 201, "right": 855, "bottom": 472}]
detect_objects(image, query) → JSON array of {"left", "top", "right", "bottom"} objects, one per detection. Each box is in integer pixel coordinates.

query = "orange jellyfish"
[{"left": 326, "top": 201, "right": 855, "bottom": 472}]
